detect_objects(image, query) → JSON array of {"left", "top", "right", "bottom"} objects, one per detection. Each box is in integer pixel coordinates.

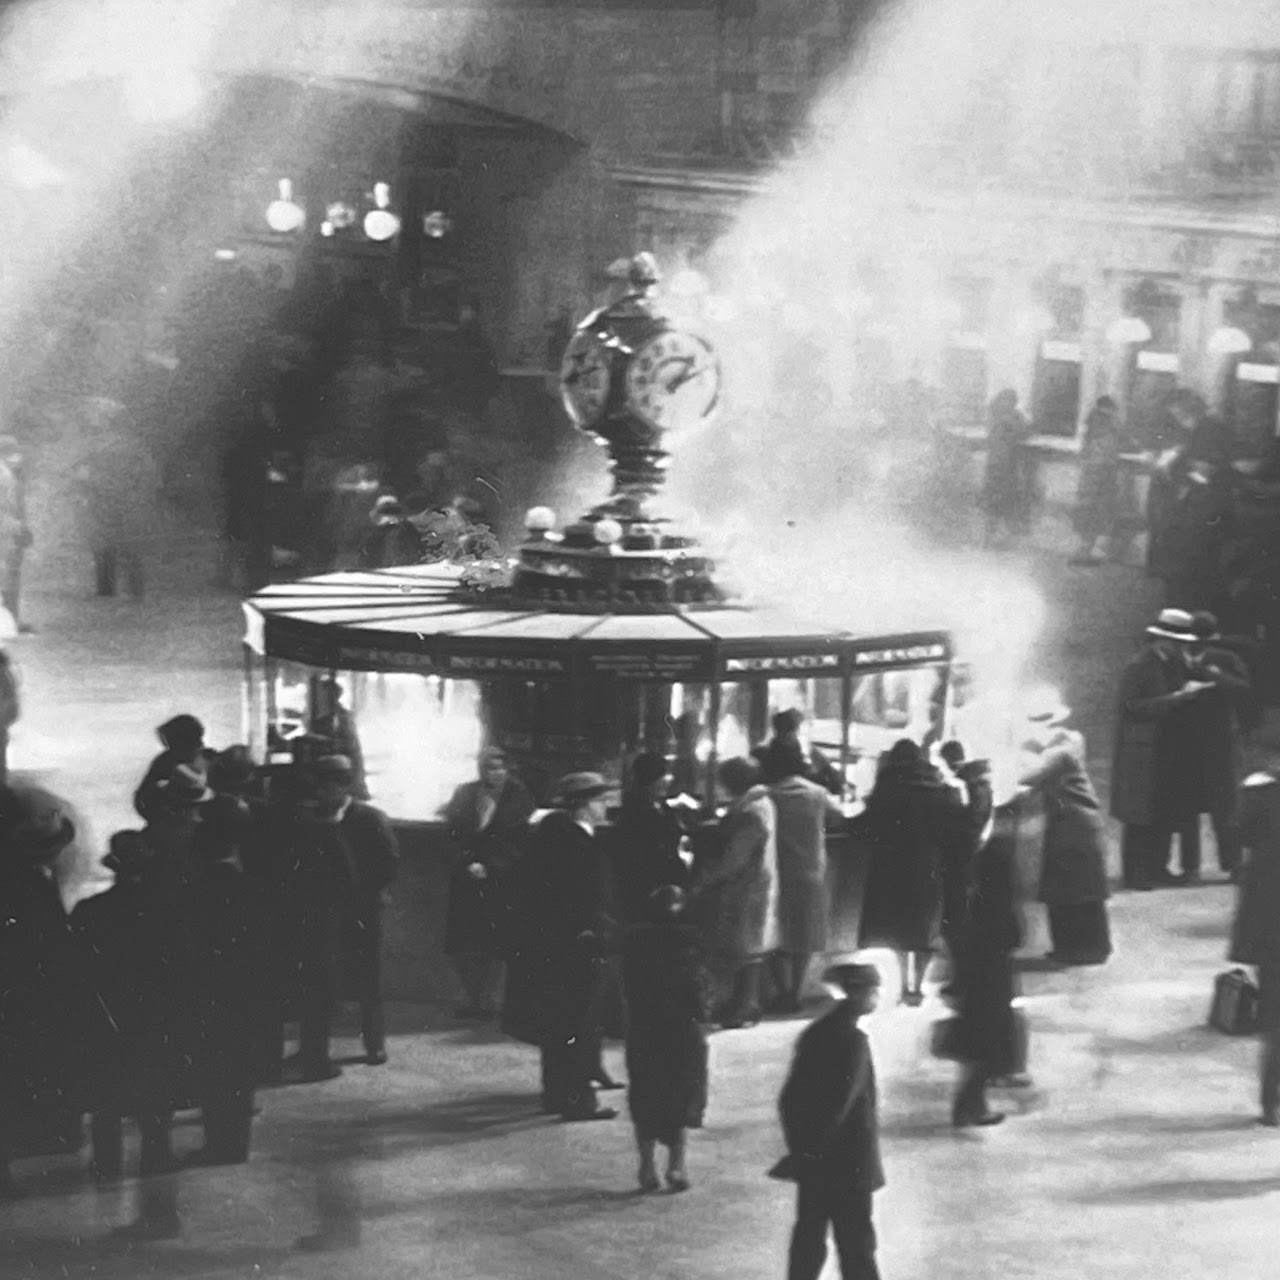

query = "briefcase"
[{"left": 1209, "top": 968, "right": 1259, "bottom": 1035}]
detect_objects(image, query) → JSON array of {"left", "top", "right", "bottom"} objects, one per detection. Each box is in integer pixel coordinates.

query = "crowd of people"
[
  {"left": 4, "top": 644, "right": 1279, "bottom": 1275},
  {"left": 0, "top": 713, "right": 399, "bottom": 1238}
]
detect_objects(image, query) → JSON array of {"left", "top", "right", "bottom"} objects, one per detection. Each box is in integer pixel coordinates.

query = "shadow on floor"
[
  {"left": 1087, "top": 1024, "right": 1224, "bottom": 1057},
  {"left": 1073, "top": 1175, "right": 1280, "bottom": 1204}
]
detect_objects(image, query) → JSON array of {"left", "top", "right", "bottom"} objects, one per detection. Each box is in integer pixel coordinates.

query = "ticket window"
[
  {"left": 1229, "top": 372, "right": 1279, "bottom": 459},
  {"left": 1032, "top": 356, "right": 1082, "bottom": 438}
]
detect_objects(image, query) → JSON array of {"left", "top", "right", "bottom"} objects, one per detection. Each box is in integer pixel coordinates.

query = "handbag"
[
  {"left": 1209, "top": 968, "right": 1259, "bottom": 1035},
  {"left": 930, "top": 1015, "right": 965, "bottom": 1061}
]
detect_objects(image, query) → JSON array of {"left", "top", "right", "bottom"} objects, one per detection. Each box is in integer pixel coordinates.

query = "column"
[
  {"left": 1177, "top": 277, "right": 1212, "bottom": 399},
  {"left": 1083, "top": 270, "right": 1128, "bottom": 419},
  {"left": 986, "top": 269, "right": 1038, "bottom": 413}
]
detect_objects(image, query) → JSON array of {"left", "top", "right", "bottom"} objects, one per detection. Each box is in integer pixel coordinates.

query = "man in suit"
[
  {"left": 1110, "top": 607, "right": 1214, "bottom": 889},
  {"left": 507, "top": 771, "right": 618, "bottom": 1122},
  {"left": 778, "top": 961, "right": 884, "bottom": 1280},
  {"left": 311, "top": 755, "right": 399, "bottom": 1066}
]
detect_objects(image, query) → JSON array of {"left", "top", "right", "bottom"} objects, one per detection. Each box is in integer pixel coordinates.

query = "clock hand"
[{"left": 665, "top": 361, "right": 710, "bottom": 394}]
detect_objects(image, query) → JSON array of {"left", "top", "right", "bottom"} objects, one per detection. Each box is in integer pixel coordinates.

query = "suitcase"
[{"left": 1209, "top": 968, "right": 1259, "bottom": 1035}]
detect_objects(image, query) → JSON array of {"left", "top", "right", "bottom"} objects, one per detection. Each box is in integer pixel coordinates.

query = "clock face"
[
  {"left": 559, "top": 330, "right": 612, "bottom": 428},
  {"left": 625, "top": 330, "right": 721, "bottom": 433}
]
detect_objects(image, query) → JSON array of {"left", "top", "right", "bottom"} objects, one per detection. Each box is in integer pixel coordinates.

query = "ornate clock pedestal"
[{"left": 513, "top": 254, "right": 723, "bottom": 606}]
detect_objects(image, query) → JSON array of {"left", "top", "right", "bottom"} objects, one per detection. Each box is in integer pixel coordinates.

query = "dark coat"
[
  {"left": 333, "top": 801, "right": 399, "bottom": 1000},
  {"left": 771, "top": 776, "right": 843, "bottom": 952},
  {"left": 952, "top": 808, "right": 1023, "bottom": 1074},
  {"left": 857, "top": 761, "right": 969, "bottom": 952},
  {"left": 186, "top": 853, "right": 258, "bottom": 1109},
  {"left": 0, "top": 856, "right": 90, "bottom": 1154},
  {"left": 1109, "top": 643, "right": 1200, "bottom": 827},
  {"left": 1187, "top": 643, "right": 1251, "bottom": 816},
  {"left": 611, "top": 800, "right": 690, "bottom": 924},
  {"left": 621, "top": 920, "right": 708, "bottom": 1140},
  {"left": 133, "top": 748, "right": 214, "bottom": 823},
  {"left": 1230, "top": 773, "right": 1280, "bottom": 965},
  {"left": 1019, "top": 730, "right": 1110, "bottom": 907},
  {"left": 442, "top": 777, "right": 536, "bottom": 955},
  {"left": 74, "top": 862, "right": 196, "bottom": 1119},
  {"left": 501, "top": 811, "right": 613, "bottom": 1046},
  {"left": 691, "top": 785, "right": 780, "bottom": 962},
  {"left": 982, "top": 401, "right": 1034, "bottom": 526},
  {"left": 274, "top": 809, "right": 354, "bottom": 1016},
  {"left": 779, "top": 1006, "right": 884, "bottom": 1191}
]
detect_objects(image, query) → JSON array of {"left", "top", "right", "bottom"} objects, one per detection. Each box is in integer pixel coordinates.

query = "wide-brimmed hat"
[
  {"left": 1146, "top": 608, "right": 1198, "bottom": 643},
  {"left": 158, "top": 713, "right": 205, "bottom": 749},
  {"left": 629, "top": 751, "right": 671, "bottom": 792},
  {"left": 4, "top": 788, "right": 76, "bottom": 856},
  {"left": 160, "top": 763, "right": 215, "bottom": 805},
  {"left": 556, "top": 771, "right": 613, "bottom": 804},
  {"left": 820, "top": 961, "right": 882, "bottom": 990},
  {"left": 1023, "top": 686, "right": 1070, "bottom": 727}
]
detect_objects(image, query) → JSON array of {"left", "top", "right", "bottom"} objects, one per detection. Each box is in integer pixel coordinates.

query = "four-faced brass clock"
[{"left": 559, "top": 329, "right": 612, "bottom": 429}]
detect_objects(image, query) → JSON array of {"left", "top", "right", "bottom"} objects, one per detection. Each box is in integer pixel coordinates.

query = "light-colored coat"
[
  {"left": 770, "top": 775, "right": 843, "bottom": 953},
  {"left": 693, "top": 785, "right": 779, "bottom": 962},
  {"left": 1019, "top": 728, "right": 1110, "bottom": 906}
]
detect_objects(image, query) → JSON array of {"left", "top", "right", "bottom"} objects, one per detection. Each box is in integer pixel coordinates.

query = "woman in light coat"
[
  {"left": 690, "top": 757, "right": 779, "bottom": 1027},
  {"left": 1018, "top": 695, "right": 1112, "bottom": 966},
  {"left": 768, "top": 742, "right": 844, "bottom": 1013}
]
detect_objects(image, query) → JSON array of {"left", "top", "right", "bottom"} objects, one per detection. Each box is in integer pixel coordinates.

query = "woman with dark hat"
[
  {"left": 621, "top": 884, "right": 707, "bottom": 1192},
  {"left": 856, "top": 739, "right": 968, "bottom": 1007},
  {"left": 443, "top": 747, "right": 536, "bottom": 1020},
  {"left": 613, "top": 751, "right": 691, "bottom": 924},
  {"left": 502, "top": 770, "right": 619, "bottom": 1121}
]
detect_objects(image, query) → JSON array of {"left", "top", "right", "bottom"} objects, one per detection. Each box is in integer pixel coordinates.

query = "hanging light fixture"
[
  {"left": 363, "top": 182, "right": 401, "bottom": 242},
  {"left": 265, "top": 179, "right": 305, "bottom": 234},
  {"left": 1207, "top": 324, "right": 1252, "bottom": 356},
  {"left": 1105, "top": 315, "right": 1152, "bottom": 346}
]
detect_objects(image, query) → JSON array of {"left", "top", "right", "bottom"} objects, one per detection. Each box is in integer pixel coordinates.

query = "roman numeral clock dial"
[{"left": 624, "top": 331, "right": 721, "bottom": 433}]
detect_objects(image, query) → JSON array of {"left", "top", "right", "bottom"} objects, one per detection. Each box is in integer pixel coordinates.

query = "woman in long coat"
[
  {"left": 769, "top": 742, "right": 844, "bottom": 1013},
  {"left": 442, "top": 748, "right": 536, "bottom": 1020},
  {"left": 621, "top": 885, "right": 707, "bottom": 1192},
  {"left": 857, "top": 739, "right": 969, "bottom": 1006},
  {"left": 612, "top": 752, "right": 690, "bottom": 924},
  {"left": 690, "top": 756, "right": 779, "bottom": 1027},
  {"left": 1018, "top": 699, "right": 1112, "bottom": 966}
]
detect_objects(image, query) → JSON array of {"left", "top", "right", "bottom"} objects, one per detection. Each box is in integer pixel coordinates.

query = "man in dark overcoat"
[
  {"left": 1187, "top": 610, "right": 1252, "bottom": 880},
  {"left": 75, "top": 830, "right": 194, "bottom": 1184},
  {"left": 1110, "top": 608, "right": 1214, "bottom": 888},
  {"left": 312, "top": 754, "right": 399, "bottom": 1065},
  {"left": 777, "top": 962, "right": 884, "bottom": 1280},
  {"left": 502, "top": 771, "right": 618, "bottom": 1122},
  {"left": 0, "top": 786, "right": 90, "bottom": 1197},
  {"left": 1228, "top": 730, "right": 1280, "bottom": 1125},
  {"left": 274, "top": 767, "right": 352, "bottom": 1082}
]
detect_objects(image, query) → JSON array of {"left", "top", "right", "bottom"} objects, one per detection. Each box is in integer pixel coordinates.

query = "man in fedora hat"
[
  {"left": 309, "top": 754, "right": 399, "bottom": 1066},
  {"left": 503, "top": 770, "right": 619, "bottom": 1121},
  {"left": 1111, "top": 608, "right": 1215, "bottom": 889},
  {"left": 776, "top": 961, "right": 884, "bottom": 1280},
  {"left": 0, "top": 786, "right": 88, "bottom": 1197}
]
